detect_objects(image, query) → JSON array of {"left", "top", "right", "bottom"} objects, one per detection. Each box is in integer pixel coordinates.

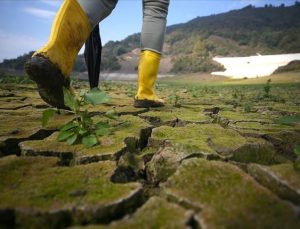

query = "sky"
[{"left": 0, "top": 0, "right": 296, "bottom": 62}]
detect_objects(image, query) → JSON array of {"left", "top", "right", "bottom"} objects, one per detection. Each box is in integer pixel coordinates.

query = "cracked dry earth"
[{"left": 0, "top": 81, "right": 300, "bottom": 229}]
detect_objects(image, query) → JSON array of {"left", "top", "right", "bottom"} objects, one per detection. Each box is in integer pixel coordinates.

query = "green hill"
[
  {"left": 165, "top": 3, "right": 300, "bottom": 73},
  {"left": 1, "top": 3, "right": 300, "bottom": 74}
]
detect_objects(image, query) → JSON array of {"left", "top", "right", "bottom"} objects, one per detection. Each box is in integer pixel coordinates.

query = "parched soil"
[{"left": 0, "top": 79, "right": 300, "bottom": 228}]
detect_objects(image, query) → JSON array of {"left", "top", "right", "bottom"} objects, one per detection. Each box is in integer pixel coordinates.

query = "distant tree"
[
  {"left": 242, "top": 4, "right": 254, "bottom": 10},
  {"left": 101, "top": 55, "right": 121, "bottom": 71},
  {"left": 0, "top": 51, "right": 34, "bottom": 70},
  {"left": 113, "top": 46, "right": 127, "bottom": 56},
  {"left": 73, "top": 56, "right": 87, "bottom": 72}
]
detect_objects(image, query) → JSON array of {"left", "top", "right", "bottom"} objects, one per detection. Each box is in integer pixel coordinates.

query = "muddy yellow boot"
[
  {"left": 134, "top": 50, "right": 164, "bottom": 108},
  {"left": 25, "top": 0, "right": 91, "bottom": 109}
]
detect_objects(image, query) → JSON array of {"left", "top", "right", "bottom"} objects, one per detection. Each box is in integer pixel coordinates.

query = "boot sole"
[
  {"left": 134, "top": 99, "right": 164, "bottom": 108},
  {"left": 25, "top": 56, "right": 70, "bottom": 109}
]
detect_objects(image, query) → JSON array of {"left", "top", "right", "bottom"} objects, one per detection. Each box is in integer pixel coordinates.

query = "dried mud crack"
[{"left": 1, "top": 82, "right": 300, "bottom": 228}]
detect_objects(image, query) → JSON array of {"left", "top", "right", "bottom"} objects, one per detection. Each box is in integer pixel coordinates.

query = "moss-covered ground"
[{"left": 0, "top": 74, "right": 300, "bottom": 228}]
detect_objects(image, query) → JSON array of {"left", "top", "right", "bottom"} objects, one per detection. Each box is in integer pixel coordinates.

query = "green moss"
[
  {"left": 272, "top": 103, "right": 300, "bottom": 114},
  {"left": 230, "top": 138, "right": 279, "bottom": 165},
  {"left": 151, "top": 124, "right": 247, "bottom": 155},
  {"left": 0, "top": 109, "right": 35, "bottom": 116},
  {"left": 141, "top": 106, "right": 209, "bottom": 124},
  {"left": 0, "top": 112, "right": 41, "bottom": 139},
  {"left": 268, "top": 163, "right": 300, "bottom": 190},
  {"left": 220, "top": 109, "right": 300, "bottom": 135},
  {"left": 0, "top": 88, "right": 48, "bottom": 109},
  {"left": 77, "top": 197, "right": 191, "bottom": 229},
  {"left": 87, "top": 104, "right": 146, "bottom": 116},
  {"left": 0, "top": 100, "right": 31, "bottom": 110},
  {"left": 247, "top": 122, "right": 297, "bottom": 131},
  {"left": 138, "top": 146, "right": 158, "bottom": 159},
  {"left": 0, "top": 110, "right": 73, "bottom": 142},
  {"left": 111, "top": 115, "right": 151, "bottom": 140},
  {"left": 248, "top": 163, "right": 300, "bottom": 205},
  {"left": 0, "top": 156, "right": 140, "bottom": 211},
  {"left": 20, "top": 135, "right": 124, "bottom": 161},
  {"left": 219, "top": 110, "right": 273, "bottom": 122},
  {"left": 146, "top": 147, "right": 185, "bottom": 184},
  {"left": 265, "top": 131, "right": 300, "bottom": 159},
  {"left": 20, "top": 115, "right": 151, "bottom": 164},
  {"left": 164, "top": 158, "right": 300, "bottom": 229},
  {"left": 1, "top": 77, "right": 300, "bottom": 228}
]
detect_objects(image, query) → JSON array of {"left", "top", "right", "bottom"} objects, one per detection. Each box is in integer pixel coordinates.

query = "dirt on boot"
[{"left": 25, "top": 55, "right": 70, "bottom": 109}]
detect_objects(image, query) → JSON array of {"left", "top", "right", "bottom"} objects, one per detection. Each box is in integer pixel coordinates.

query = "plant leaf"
[
  {"left": 79, "top": 128, "right": 88, "bottom": 135},
  {"left": 42, "top": 109, "right": 57, "bottom": 127},
  {"left": 63, "top": 87, "right": 79, "bottom": 111},
  {"left": 66, "top": 133, "right": 78, "bottom": 145},
  {"left": 82, "top": 134, "right": 98, "bottom": 148},
  {"left": 95, "top": 121, "right": 110, "bottom": 129},
  {"left": 57, "top": 130, "right": 75, "bottom": 142},
  {"left": 294, "top": 145, "right": 300, "bottom": 156},
  {"left": 60, "top": 121, "right": 78, "bottom": 131},
  {"left": 84, "top": 88, "right": 111, "bottom": 106},
  {"left": 275, "top": 115, "right": 300, "bottom": 125},
  {"left": 81, "top": 115, "right": 94, "bottom": 129},
  {"left": 105, "top": 110, "right": 118, "bottom": 120},
  {"left": 95, "top": 128, "right": 109, "bottom": 136},
  {"left": 293, "top": 161, "right": 300, "bottom": 171},
  {"left": 79, "top": 89, "right": 87, "bottom": 97}
]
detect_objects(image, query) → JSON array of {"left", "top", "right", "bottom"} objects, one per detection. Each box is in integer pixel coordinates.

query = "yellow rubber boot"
[
  {"left": 134, "top": 50, "right": 164, "bottom": 108},
  {"left": 25, "top": 0, "right": 91, "bottom": 109},
  {"left": 34, "top": 0, "right": 91, "bottom": 77}
]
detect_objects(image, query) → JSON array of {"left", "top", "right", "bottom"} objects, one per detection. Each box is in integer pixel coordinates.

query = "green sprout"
[
  {"left": 275, "top": 115, "right": 300, "bottom": 126},
  {"left": 263, "top": 79, "right": 272, "bottom": 98},
  {"left": 168, "top": 92, "right": 181, "bottom": 107},
  {"left": 293, "top": 145, "right": 300, "bottom": 171},
  {"left": 42, "top": 87, "right": 118, "bottom": 148},
  {"left": 243, "top": 102, "right": 253, "bottom": 113}
]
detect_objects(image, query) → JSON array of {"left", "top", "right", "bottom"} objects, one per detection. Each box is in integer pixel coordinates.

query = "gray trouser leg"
[
  {"left": 141, "top": 0, "right": 170, "bottom": 54},
  {"left": 77, "top": 0, "right": 118, "bottom": 28}
]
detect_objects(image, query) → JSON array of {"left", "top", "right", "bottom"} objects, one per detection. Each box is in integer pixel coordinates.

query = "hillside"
[
  {"left": 1, "top": 3, "right": 300, "bottom": 74},
  {"left": 273, "top": 60, "right": 300, "bottom": 74},
  {"left": 166, "top": 3, "right": 300, "bottom": 73}
]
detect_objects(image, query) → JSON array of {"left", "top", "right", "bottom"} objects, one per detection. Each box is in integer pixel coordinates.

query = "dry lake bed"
[{"left": 0, "top": 73, "right": 300, "bottom": 228}]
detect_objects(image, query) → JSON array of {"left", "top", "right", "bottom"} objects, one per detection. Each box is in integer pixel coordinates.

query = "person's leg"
[
  {"left": 134, "top": 0, "right": 170, "bottom": 108},
  {"left": 25, "top": 0, "right": 118, "bottom": 109}
]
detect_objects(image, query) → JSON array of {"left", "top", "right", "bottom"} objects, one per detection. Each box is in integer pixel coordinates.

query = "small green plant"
[
  {"left": 42, "top": 87, "right": 118, "bottom": 148},
  {"left": 0, "top": 74, "right": 33, "bottom": 84},
  {"left": 125, "top": 85, "right": 136, "bottom": 97},
  {"left": 203, "top": 86, "right": 209, "bottom": 94},
  {"left": 263, "top": 79, "right": 272, "bottom": 98},
  {"left": 190, "top": 87, "right": 202, "bottom": 98},
  {"left": 293, "top": 145, "right": 300, "bottom": 171},
  {"left": 275, "top": 115, "right": 300, "bottom": 126},
  {"left": 243, "top": 102, "right": 253, "bottom": 113},
  {"left": 239, "top": 92, "right": 245, "bottom": 102},
  {"left": 254, "top": 92, "right": 264, "bottom": 101},
  {"left": 232, "top": 89, "right": 239, "bottom": 99},
  {"left": 191, "top": 91, "right": 197, "bottom": 98},
  {"left": 168, "top": 92, "right": 181, "bottom": 107}
]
